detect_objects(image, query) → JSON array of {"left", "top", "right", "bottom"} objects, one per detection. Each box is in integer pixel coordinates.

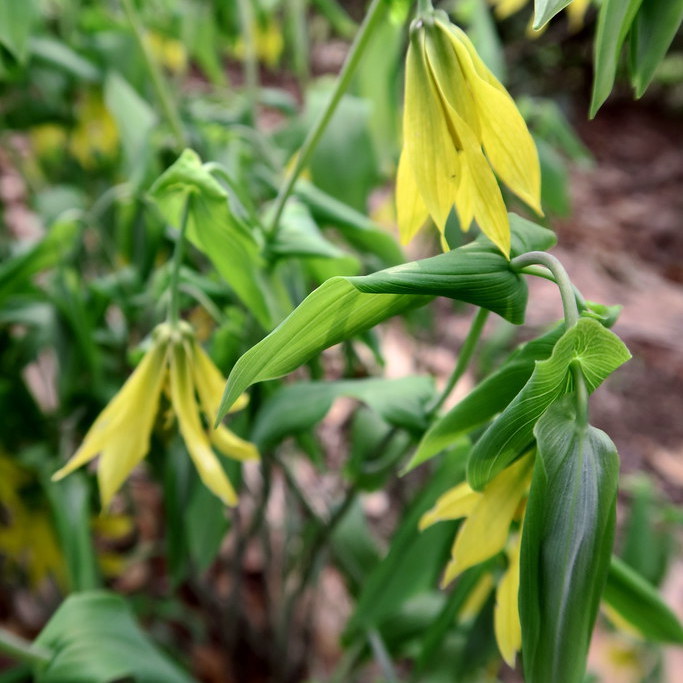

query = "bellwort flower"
[
  {"left": 420, "top": 453, "right": 533, "bottom": 666},
  {"left": 53, "top": 321, "right": 258, "bottom": 508},
  {"left": 397, "top": 10, "right": 542, "bottom": 256}
]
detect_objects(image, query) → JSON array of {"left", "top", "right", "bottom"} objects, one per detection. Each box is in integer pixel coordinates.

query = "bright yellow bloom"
[
  {"left": 397, "top": 12, "right": 542, "bottom": 256},
  {"left": 146, "top": 32, "right": 188, "bottom": 74},
  {"left": 53, "top": 321, "right": 257, "bottom": 508},
  {"left": 232, "top": 18, "right": 284, "bottom": 68},
  {"left": 420, "top": 454, "right": 532, "bottom": 665}
]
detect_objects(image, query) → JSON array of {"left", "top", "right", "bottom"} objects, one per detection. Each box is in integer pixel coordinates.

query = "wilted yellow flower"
[
  {"left": 53, "top": 321, "right": 257, "bottom": 508},
  {"left": 397, "top": 11, "right": 542, "bottom": 256},
  {"left": 420, "top": 453, "right": 532, "bottom": 665},
  {"left": 490, "top": 0, "right": 591, "bottom": 33}
]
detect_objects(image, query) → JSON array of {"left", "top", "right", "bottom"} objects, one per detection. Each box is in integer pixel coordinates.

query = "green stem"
[
  {"left": 237, "top": 0, "right": 259, "bottom": 124},
  {"left": 417, "top": 0, "right": 433, "bottom": 15},
  {"left": 267, "top": 0, "right": 389, "bottom": 237},
  {"left": 0, "top": 628, "right": 52, "bottom": 667},
  {"left": 429, "top": 307, "right": 489, "bottom": 415},
  {"left": 518, "top": 264, "right": 587, "bottom": 312},
  {"left": 121, "top": 0, "right": 186, "bottom": 149},
  {"left": 167, "top": 197, "right": 192, "bottom": 326},
  {"left": 367, "top": 629, "right": 398, "bottom": 682},
  {"left": 511, "top": 251, "right": 579, "bottom": 328}
]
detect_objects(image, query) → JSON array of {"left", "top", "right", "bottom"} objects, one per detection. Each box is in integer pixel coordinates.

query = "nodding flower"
[
  {"left": 53, "top": 321, "right": 258, "bottom": 508},
  {"left": 396, "top": 11, "right": 542, "bottom": 257}
]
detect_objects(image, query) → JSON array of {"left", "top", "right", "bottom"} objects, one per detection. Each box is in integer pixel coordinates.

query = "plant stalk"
[
  {"left": 429, "top": 307, "right": 489, "bottom": 415},
  {"left": 267, "top": 0, "right": 389, "bottom": 236},
  {"left": 236, "top": 0, "right": 259, "bottom": 124},
  {"left": 0, "top": 628, "right": 52, "bottom": 667},
  {"left": 121, "top": 0, "right": 186, "bottom": 149},
  {"left": 167, "top": 197, "right": 192, "bottom": 326}
]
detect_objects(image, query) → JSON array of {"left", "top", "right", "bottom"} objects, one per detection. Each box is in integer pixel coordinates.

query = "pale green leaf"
[{"left": 533, "top": 0, "right": 573, "bottom": 30}]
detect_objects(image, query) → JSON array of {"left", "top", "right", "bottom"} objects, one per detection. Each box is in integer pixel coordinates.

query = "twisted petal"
[
  {"left": 170, "top": 342, "right": 238, "bottom": 506},
  {"left": 442, "top": 453, "right": 532, "bottom": 586},
  {"left": 494, "top": 535, "right": 522, "bottom": 667},
  {"left": 52, "top": 342, "right": 167, "bottom": 507},
  {"left": 401, "top": 31, "right": 461, "bottom": 234},
  {"left": 441, "top": 22, "right": 543, "bottom": 216},
  {"left": 396, "top": 149, "right": 429, "bottom": 245},
  {"left": 420, "top": 481, "right": 480, "bottom": 530}
]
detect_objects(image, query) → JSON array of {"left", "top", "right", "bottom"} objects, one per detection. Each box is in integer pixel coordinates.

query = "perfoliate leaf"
[
  {"left": 520, "top": 397, "right": 619, "bottom": 683},
  {"left": 467, "top": 318, "right": 630, "bottom": 490},
  {"left": 34, "top": 591, "right": 194, "bottom": 683},
  {"left": 533, "top": 0, "right": 573, "bottom": 30},
  {"left": 406, "top": 324, "right": 564, "bottom": 473},
  {"left": 629, "top": 0, "right": 683, "bottom": 98},
  {"left": 148, "top": 149, "right": 271, "bottom": 328},
  {"left": 218, "top": 242, "right": 528, "bottom": 420},
  {"left": 590, "top": 0, "right": 645, "bottom": 117},
  {"left": 251, "top": 376, "right": 435, "bottom": 449},
  {"left": 604, "top": 556, "right": 683, "bottom": 644}
]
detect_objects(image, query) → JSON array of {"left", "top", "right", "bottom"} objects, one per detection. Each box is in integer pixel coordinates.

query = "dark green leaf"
[
  {"left": 629, "top": 0, "right": 683, "bottom": 97},
  {"left": 520, "top": 397, "right": 619, "bottom": 683},
  {"left": 406, "top": 324, "right": 564, "bottom": 473},
  {"left": 34, "top": 592, "right": 194, "bottom": 683},
  {"left": 467, "top": 318, "right": 630, "bottom": 490},
  {"left": 590, "top": 0, "right": 645, "bottom": 117},
  {"left": 148, "top": 149, "right": 271, "bottom": 328},
  {"left": 604, "top": 556, "right": 683, "bottom": 643}
]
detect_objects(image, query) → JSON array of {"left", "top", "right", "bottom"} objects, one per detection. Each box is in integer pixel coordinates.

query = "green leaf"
[
  {"left": 467, "top": 318, "right": 630, "bottom": 490},
  {"left": 29, "top": 37, "right": 100, "bottom": 82},
  {"left": 629, "top": 0, "right": 683, "bottom": 97},
  {"left": 148, "top": 149, "right": 271, "bottom": 328},
  {"left": 0, "top": 0, "right": 37, "bottom": 62},
  {"left": 520, "top": 397, "right": 619, "bottom": 683},
  {"left": 218, "top": 242, "right": 528, "bottom": 420},
  {"left": 590, "top": 0, "right": 645, "bottom": 117},
  {"left": 604, "top": 556, "right": 683, "bottom": 643},
  {"left": 251, "top": 376, "right": 435, "bottom": 449},
  {"left": 533, "top": 0, "right": 573, "bottom": 30},
  {"left": 406, "top": 324, "right": 564, "bottom": 473},
  {"left": 34, "top": 592, "right": 194, "bottom": 683}
]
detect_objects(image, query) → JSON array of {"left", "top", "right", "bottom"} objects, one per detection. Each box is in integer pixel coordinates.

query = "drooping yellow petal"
[
  {"left": 170, "top": 342, "right": 238, "bottom": 506},
  {"left": 566, "top": 0, "right": 591, "bottom": 32},
  {"left": 494, "top": 535, "right": 522, "bottom": 667},
  {"left": 489, "top": 0, "right": 529, "bottom": 20},
  {"left": 459, "top": 572, "right": 495, "bottom": 620},
  {"left": 420, "top": 481, "right": 481, "bottom": 530},
  {"left": 211, "top": 424, "right": 259, "bottom": 462},
  {"left": 442, "top": 453, "right": 532, "bottom": 586},
  {"left": 52, "top": 342, "right": 167, "bottom": 493},
  {"left": 402, "top": 31, "right": 461, "bottom": 233},
  {"left": 443, "top": 23, "right": 543, "bottom": 216},
  {"left": 191, "top": 341, "right": 248, "bottom": 418},
  {"left": 396, "top": 149, "right": 429, "bottom": 244}
]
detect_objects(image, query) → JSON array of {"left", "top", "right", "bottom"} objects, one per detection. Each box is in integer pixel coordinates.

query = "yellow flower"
[
  {"left": 232, "top": 18, "right": 284, "bottom": 68},
  {"left": 146, "top": 32, "right": 188, "bottom": 75},
  {"left": 396, "top": 12, "right": 542, "bottom": 256},
  {"left": 420, "top": 453, "right": 532, "bottom": 665},
  {"left": 68, "top": 90, "right": 119, "bottom": 169},
  {"left": 53, "top": 321, "right": 257, "bottom": 508}
]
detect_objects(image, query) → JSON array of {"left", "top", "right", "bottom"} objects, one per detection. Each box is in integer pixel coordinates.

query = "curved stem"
[
  {"left": 121, "top": 0, "right": 186, "bottom": 149},
  {"left": 429, "top": 307, "right": 489, "bottom": 415},
  {"left": 267, "top": 0, "right": 389, "bottom": 237},
  {"left": 0, "top": 628, "right": 52, "bottom": 666},
  {"left": 167, "top": 197, "right": 192, "bottom": 326},
  {"left": 517, "top": 265, "right": 587, "bottom": 312},
  {"left": 511, "top": 251, "right": 579, "bottom": 328}
]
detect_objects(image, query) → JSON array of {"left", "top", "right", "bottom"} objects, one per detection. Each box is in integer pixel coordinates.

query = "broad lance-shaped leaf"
[
  {"left": 148, "top": 149, "right": 272, "bottom": 328},
  {"left": 251, "top": 376, "right": 435, "bottom": 449},
  {"left": 33, "top": 591, "right": 193, "bottom": 683},
  {"left": 629, "top": 0, "right": 683, "bottom": 98},
  {"left": 405, "top": 324, "right": 564, "bottom": 474},
  {"left": 590, "top": 0, "right": 645, "bottom": 117},
  {"left": 533, "top": 0, "right": 573, "bottom": 30},
  {"left": 467, "top": 317, "right": 630, "bottom": 490},
  {"left": 218, "top": 243, "right": 526, "bottom": 420},
  {"left": 520, "top": 397, "right": 619, "bottom": 683},
  {"left": 604, "top": 555, "right": 683, "bottom": 644}
]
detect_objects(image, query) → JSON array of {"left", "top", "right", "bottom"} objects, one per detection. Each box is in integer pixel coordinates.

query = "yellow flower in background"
[
  {"left": 420, "top": 453, "right": 532, "bottom": 665},
  {"left": 53, "top": 321, "right": 257, "bottom": 508},
  {"left": 232, "top": 17, "right": 284, "bottom": 68},
  {"left": 68, "top": 90, "right": 119, "bottom": 169},
  {"left": 146, "top": 32, "right": 188, "bottom": 75},
  {"left": 490, "top": 0, "right": 592, "bottom": 33},
  {"left": 397, "top": 12, "right": 542, "bottom": 256}
]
